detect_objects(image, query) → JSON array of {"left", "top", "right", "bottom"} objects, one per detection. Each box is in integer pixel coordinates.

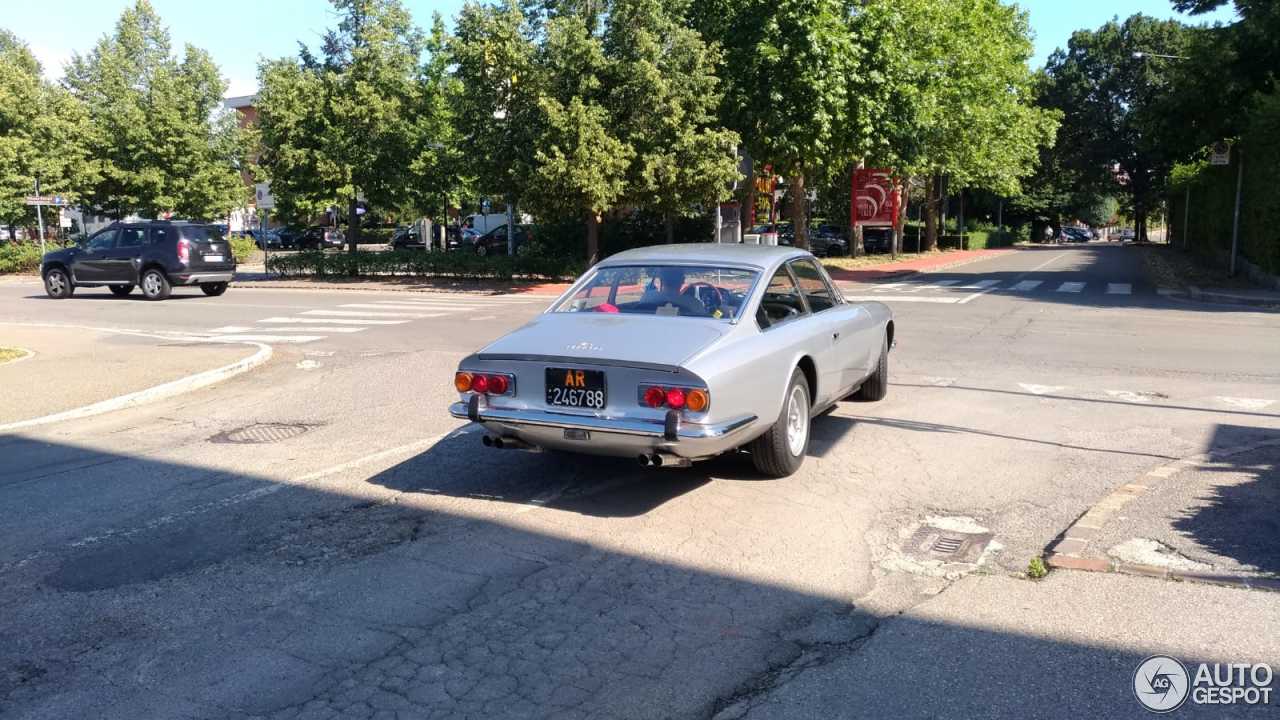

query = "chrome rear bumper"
[
  {"left": 448, "top": 401, "right": 758, "bottom": 459},
  {"left": 176, "top": 272, "right": 234, "bottom": 284}
]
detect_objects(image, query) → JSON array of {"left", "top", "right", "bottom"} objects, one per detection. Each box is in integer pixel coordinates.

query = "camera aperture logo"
[{"left": 1134, "top": 655, "right": 1274, "bottom": 713}]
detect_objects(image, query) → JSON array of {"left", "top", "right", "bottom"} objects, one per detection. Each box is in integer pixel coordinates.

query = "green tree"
[
  {"left": 256, "top": 0, "right": 426, "bottom": 262},
  {"left": 65, "top": 1, "right": 245, "bottom": 220},
  {"left": 604, "top": 0, "right": 740, "bottom": 244},
  {"left": 406, "top": 16, "right": 471, "bottom": 223},
  {"left": 0, "top": 29, "right": 93, "bottom": 239},
  {"left": 1044, "top": 14, "right": 1192, "bottom": 242}
]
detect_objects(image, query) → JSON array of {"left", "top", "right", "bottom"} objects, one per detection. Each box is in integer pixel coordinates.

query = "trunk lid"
[{"left": 478, "top": 313, "right": 730, "bottom": 369}]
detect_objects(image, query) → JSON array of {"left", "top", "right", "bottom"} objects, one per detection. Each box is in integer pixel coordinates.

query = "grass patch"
[
  {"left": 0, "top": 347, "right": 28, "bottom": 364},
  {"left": 1027, "top": 556, "right": 1048, "bottom": 580},
  {"left": 822, "top": 251, "right": 938, "bottom": 272}
]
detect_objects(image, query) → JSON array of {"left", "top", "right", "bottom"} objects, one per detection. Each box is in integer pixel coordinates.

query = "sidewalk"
[
  {"left": 0, "top": 325, "right": 265, "bottom": 429},
  {"left": 825, "top": 247, "right": 1013, "bottom": 284}
]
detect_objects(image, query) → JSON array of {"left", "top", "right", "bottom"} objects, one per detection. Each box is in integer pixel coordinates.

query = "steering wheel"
[{"left": 681, "top": 282, "right": 724, "bottom": 313}]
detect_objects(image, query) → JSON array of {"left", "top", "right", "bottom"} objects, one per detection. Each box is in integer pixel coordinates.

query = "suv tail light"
[
  {"left": 455, "top": 371, "right": 514, "bottom": 396},
  {"left": 176, "top": 238, "right": 190, "bottom": 264},
  {"left": 639, "top": 385, "right": 709, "bottom": 413}
]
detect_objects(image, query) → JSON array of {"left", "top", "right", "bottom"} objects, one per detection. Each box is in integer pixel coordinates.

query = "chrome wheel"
[
  {"left": 785, "top": 383, "right": 809, "bottom": 457},
  {"left": 46, "top": 271, "right": 66, "bottom": 294},
  {"left": 142, "top": 272, "right": 162, "bottom": 297}
]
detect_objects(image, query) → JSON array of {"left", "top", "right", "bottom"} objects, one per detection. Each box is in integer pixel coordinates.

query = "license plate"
[
  {"left": 545, "top": 368, "right": 606, "bottom": 409},
  {"left": 203, "top": 254, "right": 223, "bottom": 262}
]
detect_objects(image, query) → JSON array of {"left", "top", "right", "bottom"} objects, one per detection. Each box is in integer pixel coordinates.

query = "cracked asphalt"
[{"left": 2, "top": 245, "right": 1278, "bottom": 718}]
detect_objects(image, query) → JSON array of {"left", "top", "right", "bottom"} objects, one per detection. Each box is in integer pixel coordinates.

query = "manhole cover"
[
  {"left": 904, "top": 526, "right": 994, "bottom": 564},
  {"left": 211, "top": 423, "right": 314, "bottom": 444}
]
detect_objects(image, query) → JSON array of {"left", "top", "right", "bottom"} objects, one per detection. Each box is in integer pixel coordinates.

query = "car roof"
[{"left": 598, "top": 243, "right": 810, "bottom": 269}]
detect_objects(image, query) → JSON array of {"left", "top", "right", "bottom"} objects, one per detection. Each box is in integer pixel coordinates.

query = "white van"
[{"left": 461, "top": 213, "right": 509, "bottom": 235}]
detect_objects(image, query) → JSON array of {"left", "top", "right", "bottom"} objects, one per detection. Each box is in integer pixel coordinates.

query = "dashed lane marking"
[
  {"left": 1056, "top": 282, "right": 1086, "bottom": 293},
  {"left": 302, "top": 309, "right": 440, "bottom": 318},
  {"left": 1011, "top": 280, "right": 1043, "bottom": 291},
  {"left": 258, "top": 316, "right": 410, "bottom": 325},
  {"left": 1106, "top": 283, "right": 1132, "bottom": 295}
]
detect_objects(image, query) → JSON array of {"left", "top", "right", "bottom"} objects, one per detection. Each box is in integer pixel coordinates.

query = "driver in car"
[{"left": 641, "top": 267, "right": 708, "bottom": 316}]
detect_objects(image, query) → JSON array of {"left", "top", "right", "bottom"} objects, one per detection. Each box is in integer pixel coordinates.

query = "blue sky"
[{"left": 5, "top": 0, "right": 1238, "bottom": 97}]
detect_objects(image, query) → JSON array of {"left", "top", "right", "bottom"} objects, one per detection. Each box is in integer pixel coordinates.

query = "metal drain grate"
[
  {"left": 931, "top": 536, "right": 964, "bottom": 554},
  {"left": 211, "top": 423, "right": 313, "bottom": 445}
]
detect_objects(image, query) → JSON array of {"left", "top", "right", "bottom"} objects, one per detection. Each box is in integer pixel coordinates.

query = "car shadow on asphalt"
[
  {"left": 23, "top": 292, "right": 209, "bottom": 301},
  {"left": 0, "top": 431, "right": 1259, "bottom": 719}
]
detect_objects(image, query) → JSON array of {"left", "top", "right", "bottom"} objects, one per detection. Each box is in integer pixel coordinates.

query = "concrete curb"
[
  {"left": 0, "top": 327, "right": 272, "bottom": 433},
  {"left": 1045, "top": 436, "right": 1280, "bottom": 593},
  {"left": 1157, "top": 286, "right": 1280, "bottom": 310}
]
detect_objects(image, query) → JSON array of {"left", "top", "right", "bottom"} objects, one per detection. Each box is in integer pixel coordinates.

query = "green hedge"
[
  {"left": 0, "top": 243, "right": 46, "bottom": 274},
  {"left": 266, "top": 249, "right": 586, "bottom": 282}
]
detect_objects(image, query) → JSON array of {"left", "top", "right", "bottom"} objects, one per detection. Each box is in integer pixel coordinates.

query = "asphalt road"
[{"left": 1, "top": 243, "right": 1277, "bottom": 719}]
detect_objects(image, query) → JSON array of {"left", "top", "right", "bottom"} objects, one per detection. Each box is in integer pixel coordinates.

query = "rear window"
[
  {"left": 179, "top": 226, "right": 226, "bottom": 243},
  {"left": 554, "top": 265, "right": 759, "bottom": 320}
]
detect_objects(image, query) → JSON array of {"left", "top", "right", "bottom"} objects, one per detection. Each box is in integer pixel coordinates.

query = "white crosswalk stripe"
[
  {"left": 340, "top": 302, "right": 480, "bottom": 311},
  {"left": 1106, "top": 283, "right": 1132, "bottom": 295},
  {"left": 955, "top": 279, "right": 1001, "bottom": 290},
  {"left": 303, "top": 309, "right": 442, "bottom": 318},
  {"left": 259, "top": 316, "right": 410, "bottom": 325},
  {"left": 208, "top": 334, "right": 326, "bottom": 344},
  {"left": 1056, "top": 282, "right": 1085, "bottom": 293},
  {"left": 1012, "top": 280, "right": 1043, "bottom": 291},
  {"left": 927, "top": 279, "right": 962, "bottom": 288}
]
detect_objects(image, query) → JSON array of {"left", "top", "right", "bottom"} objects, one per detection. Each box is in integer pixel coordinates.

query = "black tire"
[
  {"left": 476, "top": 243, "right": 488, "bottom": 257},
  {"left": 108, "top": 284, "right": 134, "bottom": 297},
  {"left": 140, "top": 268, "right": 171, "bottom": 301},
  {"left": 43, "top": 267, "right": 74, "bottom": 299},
  {"left": 749, "top": 367, "right": 811, "bottom": 478},
  {"left": 200, "top": 282, "right": 228, "bottom": 297},
  {"left": 854, "top": 333, "right": 889, "bottom": 401}
]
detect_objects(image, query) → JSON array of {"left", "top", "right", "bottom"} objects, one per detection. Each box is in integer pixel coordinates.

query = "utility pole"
[
  {"left": 34, "top": 179, "right": 46, "bottom": 256},
  {"left": 1182, "top": 185, "right": 1190, "bottom": 250}
]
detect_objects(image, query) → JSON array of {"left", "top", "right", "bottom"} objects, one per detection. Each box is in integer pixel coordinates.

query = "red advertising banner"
[{"left": 851, "top": 168, "right": 898, "bottom": 227}]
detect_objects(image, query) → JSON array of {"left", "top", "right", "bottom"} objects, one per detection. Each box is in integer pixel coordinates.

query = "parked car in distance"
[
  {"left": 389, "top": 226, "right": 424, "bottom": 250},
  {"left": 861, "top": 227, "right": 894, "bottom": 254},
  {"left": 279, "top": 226, "right": 345, "bottom": 251},
  {"left": 1061, "top": 227, "right": 1091, "bottom": 243},
  {"left": 809, "top": 224, "right": 849, "bottom": 257},
  {"left": 449, "top": 243, "right": 894, "bottom": 477},
  {"left": 1117, "top": 228, "right": 1136, "bottom": 241},
  {"left": 471, "top": 224, "right": 534, "bottom": 256},
  {"left": 40, "top": 220, "right": 235, "bottom": 301},
  {"left": 248, "top": 228, "right": 287, "bottom": 250}
]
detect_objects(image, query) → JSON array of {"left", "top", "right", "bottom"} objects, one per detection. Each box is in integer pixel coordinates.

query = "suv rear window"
[{"left": 179, "top": 226, "right": 226, "bottom": 243}]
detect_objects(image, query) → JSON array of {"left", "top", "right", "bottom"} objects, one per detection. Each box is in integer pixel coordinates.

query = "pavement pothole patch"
[
  {"left": 209, "top": 422, "right": 317, "bottom": 445},
  {"left": 1106, "top": 538, "right": 1212, "bottom": 573},
  {"left": 881, "top": 515, "right": 1003, "bottom": 579}
]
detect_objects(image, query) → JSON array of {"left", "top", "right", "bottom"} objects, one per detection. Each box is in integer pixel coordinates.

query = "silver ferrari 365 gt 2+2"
[{"left": 449, "top": 244, "right": 894, "bottom": 477}]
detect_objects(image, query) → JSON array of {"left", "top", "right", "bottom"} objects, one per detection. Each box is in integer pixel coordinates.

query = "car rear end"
[{"left": 169, "top": 224, "right": 236, "bottom": 286}]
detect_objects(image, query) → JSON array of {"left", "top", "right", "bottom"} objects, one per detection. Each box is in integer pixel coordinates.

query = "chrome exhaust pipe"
[
  {"left": 650, "top": 452, "right": 691, "bottom": 469},
  {"left": 482, "top": 434, "right": 495, "bottom": 447},
  {"left": 637, "top": 454, "right": 653, "bottom": 467},
  {"left": 491, "top": 435, "right": 538, "bottom": 452}
]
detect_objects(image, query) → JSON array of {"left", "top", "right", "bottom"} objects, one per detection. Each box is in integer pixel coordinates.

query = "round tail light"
[
  {"left": 643, "top": 387, "right": 666, "bottom": 408},
  {"left": 454, "top": 372, "right": 473, "bottom": 392},
  {"left": 686, "top": 389, "right": 709, "bottom": 412},
  {"left": 487, "top": 374, "right": 509, "bottom": 395},
  {"left": 472, "top": 374, "right": 491, "bottom": 394},
  {"left": 665, "top": 387, "right": 686, "bottom": 409}
]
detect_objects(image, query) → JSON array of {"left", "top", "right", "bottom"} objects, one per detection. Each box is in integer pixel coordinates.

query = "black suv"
[{"left": 40, "top": 221, "right": 236, "bottom": 301}]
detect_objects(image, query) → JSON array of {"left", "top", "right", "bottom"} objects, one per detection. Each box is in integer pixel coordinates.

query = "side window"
[
  {"left": 790, "top": 259, "right": 840, "bottom": 313},
  {"left": 757, "top": 266, "right": 808, "bottom": 329},
  {"left": 150, "top": 227, "right": 169, "bottom": 246},
  {"left": 117, "top": 228, "right": 146, "bottom": 248},
  {"left": 86, "top": 229, "right": 118, "bottom": 251}
]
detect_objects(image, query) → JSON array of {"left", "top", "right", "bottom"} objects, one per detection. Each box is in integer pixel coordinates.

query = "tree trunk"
[
  {"left": 789, "top": 171, "right": 808, "bottom": 250},
  {"left": 892, "top": 176, "right": 909, "bottom": 259},
  {"left": 664, "top": 213, "right": 674, "bottom": 244},
  {"left": 743, "top": 160, "right": 756, "bottom": 231},
  {"left": 586, "top": 212, "right": 599, "bottom": 265},
  {"left": 923, "top": 172, "right": 941, "bottom": 251},
  {"left": 348, "top": 196, "right": 361, "bottom": 276},
  {"left": 851, "top": 160, "right": 865, "bottom": 257}
]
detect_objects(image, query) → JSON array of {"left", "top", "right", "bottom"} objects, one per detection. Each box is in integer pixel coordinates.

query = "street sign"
[
  {"left": 851, "top": 168, "right": 897, "bottom": 227},
  {"left": 1210, "top": 141, "right": 1231, "bottom": 166},
  {"left": 254, "top": 183, "right": 274, "bottom": 210},
  {"left": 24, "top": 195, "right": 67, "bottom": 206}
]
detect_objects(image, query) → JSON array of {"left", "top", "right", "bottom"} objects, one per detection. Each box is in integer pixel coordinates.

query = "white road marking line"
[
  {"left": 1106, "top": 283, "right": 1132, "bottom": 295},
  {"left": 208, "top": 334, "right": 325, "bottom": 343},
  {"left": 923, "top": 376, "right": 956, "bottom": 387},
  {"left": 339, "top": 303, "right": 478, "bottom": 311},
  {"left": 471, "top": 315, "right": 498, "bottom": 321},
  {"left": 395, "top": 296, "right": 539, "bottom": 304},
  {"left": 1106, "top": 390, "right": 1151, "bottom": 403},
  {"left": 844, "top": 295, "right": 963, "bottom": 304},
  {"left": 210, "top": 325, "right": 255, "bottom": 333},
  {"left": 928, "top": 279, "right": 962, "bottom": 288},
  {"left": 242, "top": 326, "right": 366, "bottom": 333},
  {"left": 1214, "top": 397, "right": 1275, "bottom": 411},
  {"left": 873, "top": 282, "right": 908, "bottom": 291},
  {"left": 1028, "top": 252, "right": 1070, "bottom": 272},
  {"left": 1012, "top": 280, "right": 1043, "bottom": 291},
  {"left": 1019, "top": 383, "right": 1066, "bottom": 395},
  {"left": 302, "top": 309, "right": 440, "bottom": 318},
  {"left": 259, "top": 316, "right": 409, "bottom": 325},
  {"left": 1056, "top": 282, "right": 1086, "bottom": 293},
  {"left": 954, "top": 278, "right": 1001, "bottom": 290},
  {"left": 296, "top": 359, "right": 322, "bottom": 370}
]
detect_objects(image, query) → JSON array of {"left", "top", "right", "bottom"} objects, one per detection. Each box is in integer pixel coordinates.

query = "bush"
[
  {"left": 230, "top": 235, "right": 257, "bottom": 262},
  {"left": 266, "top": 249, "right": 586, "bottom": 283},
  {"left": 0, "top": 243, "right": 44, "bottom": 274}
]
